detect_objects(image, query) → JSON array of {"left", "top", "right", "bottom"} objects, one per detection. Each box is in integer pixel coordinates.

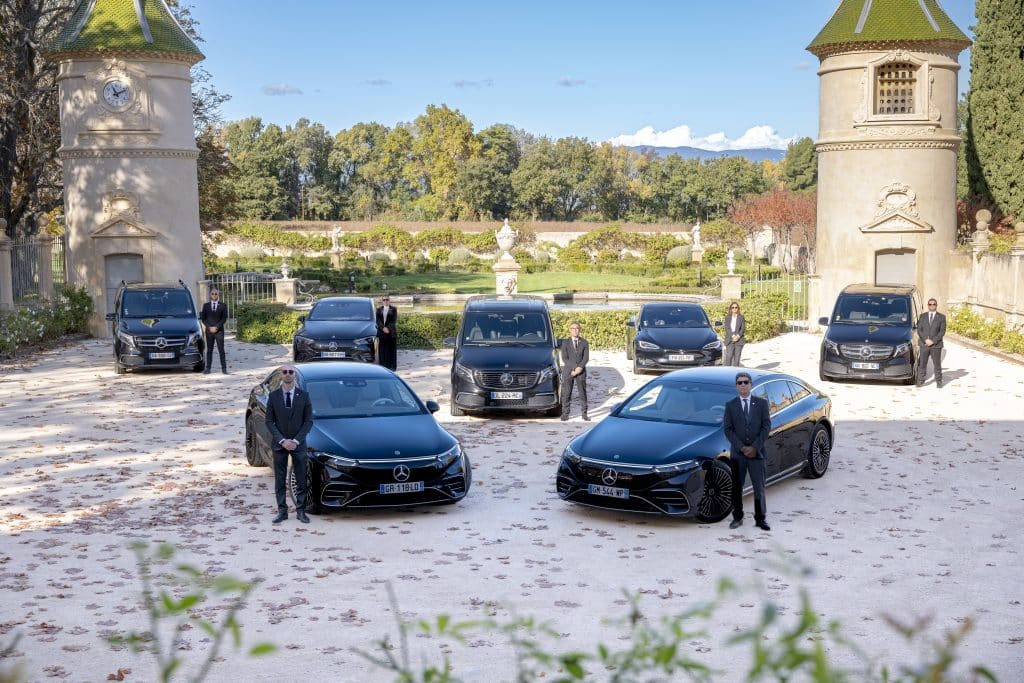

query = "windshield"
[
  {"left": 617, "top": 381, "right": 732, "bottom": 426},
  {"left": 308, "top": 300, "right": 373, "bottom": 322},
  {"left": 831, "top": 295, "right": 910, "bottom": 325},
  {"left": 120, "top": 290, "right": 194, "bottom": 317},
  {"left": 305, "top": 377, "right": 423, "bottom": 418},
  {"left": 461, "top": 311, "right": 551, "bottom": 344},
  {"left": 640, "top": 306, "right": 710, "bottom": 328}
]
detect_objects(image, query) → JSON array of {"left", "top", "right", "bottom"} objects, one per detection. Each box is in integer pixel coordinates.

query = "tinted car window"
[
  {"left": 833, "top": 295, "right": 910, "bottom": 324},
  {"left": 308, "top": 300, "right": 374, "bottom": 321},
  {"left": 787, "top": 380, "right": 811, "bottom": 403},
  {"left": 305, "top": 377, "right": 422, "bottom": 417},
  {"left": 121, "top": 290, "right": 194, "bottom": 317},
  {"left": 641, "top": 306, "right": 710, "bottom": 328},
  {"left": 619, "top": 381, "right": 732, "bottom": 425},
  {"left": 462, "top": 311, "right": 550, "bottom": 343},
  {"left": 760, "top": 380, "right": 795, "bottom": 414}
]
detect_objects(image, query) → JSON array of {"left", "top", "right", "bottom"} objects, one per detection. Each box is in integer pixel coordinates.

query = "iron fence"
[
  {"left": 206, "top": 271, "right": 279, "bottom": 328},
  {"left": 11, "top": 235, "right": 67, "bottom": 306},
  {"left": 743, "top": 272, "right": 809, "bottom": 331}
]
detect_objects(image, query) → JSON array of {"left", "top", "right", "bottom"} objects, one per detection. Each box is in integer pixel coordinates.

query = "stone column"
[
  {"left": 275, "top": 278, "right": 297, "bottom": 305},
  {"left": 493, "top": 260, "right": 521, "bottom": 295},
  {"left": 197, "top": 279, "right": 211, "bottom": 304},
  {"left": 36, "top": 233, "right": 54, "bottom": 301},
  {"left": 0, "top": 223, "right": 12, "bottom": 310},
  {"left": 720, "top": 274, "right": 742, "bottom": 303},
  {"left": 1009, "top": 222, "right": 1024, "bottom": 330},
  {"left": 806, "top": 274, "right": 823, "bottom": 332}
]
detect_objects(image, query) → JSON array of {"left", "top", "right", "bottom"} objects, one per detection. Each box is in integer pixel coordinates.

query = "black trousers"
[
  {"left": 205, "top": 328, "right": 226, "bottom": 369},
  {"left": 560, "top": 372, "right": 588, "bottom": 417},
  {"left": 730, "top": 455, "right": 766, "bottom": 523},
  {"left": 377, "top": 335, "right": 397, "bottom": 370},
  {"left": 917, "top": 343, "right": 942, "bottom": 383},
  {"left": 273, "top": 446, "right": 308, "bottom": 513}
]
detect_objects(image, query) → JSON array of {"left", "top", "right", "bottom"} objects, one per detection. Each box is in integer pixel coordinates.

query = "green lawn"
[{"left": 358, "top": 270, "right": 709, "bottom": 295}]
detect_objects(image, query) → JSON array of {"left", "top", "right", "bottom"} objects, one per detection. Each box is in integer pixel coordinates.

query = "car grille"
[
  {"left": 839, "top": 343, "right": 893, "bottom": 360},
  {"left": 135, "top": 336, "right": 187, "bottom": 349},
  {"left": 475, "top": 371, "right": 539, "bottom": 390}
]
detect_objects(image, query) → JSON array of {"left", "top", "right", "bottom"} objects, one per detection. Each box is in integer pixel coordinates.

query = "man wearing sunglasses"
[
  {"left": 916, "top": 298, "right": 946, "bottom": 388},
  {"left": 723, "top": 371, "right": 771, "bottom": 531},
  {"left": 266, "top": 365, "right": 314, "bottom": 524},
  {"left": 200, "top": 288, "right": 228, "bottom": 374}
]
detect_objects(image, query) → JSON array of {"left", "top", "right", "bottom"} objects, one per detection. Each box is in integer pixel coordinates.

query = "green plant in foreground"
[
  {"left": 357, "top": 554, "right": 997, "bottom": 683},
  {"left": 109, "top": 542, "right": 275, "bottom": 682}
]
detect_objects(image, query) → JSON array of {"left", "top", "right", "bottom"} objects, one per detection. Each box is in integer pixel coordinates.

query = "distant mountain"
[{"left": 628, "top": 145, "right": 786, "bottom": 163}]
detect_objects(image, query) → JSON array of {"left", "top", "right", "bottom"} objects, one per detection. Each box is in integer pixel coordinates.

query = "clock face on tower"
[{"left": 102, "top": 80, "right": 133, "bottom": 108}]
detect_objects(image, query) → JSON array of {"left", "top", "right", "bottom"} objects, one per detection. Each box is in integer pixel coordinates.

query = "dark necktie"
[
  {"left": 573, "top": 339, "right": 578, "bottom": 351},
  {"left": 212, "top": 302, "right": 217, "bottom": 311},
  {"left": 742, "top": 398, "right": 749, "bottom": 418},
  {"left": 285, "top": 391, "right": 292, "bottom": 408}
]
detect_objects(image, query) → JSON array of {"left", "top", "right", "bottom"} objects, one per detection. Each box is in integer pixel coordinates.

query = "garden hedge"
[{"left": 236, "top": 293, "right": 787, "bottom": 351}]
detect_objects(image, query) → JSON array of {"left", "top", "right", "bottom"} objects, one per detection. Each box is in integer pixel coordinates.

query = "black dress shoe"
[
  {"left": 560, "top": 415, "right": 569, "bottom": 421},
  {"left": 203, "top": 368, "right": 211, "bottom": 374},
  {"left": 755, "top": 521, "right": 771, "bottom": 531},
  {"left": 936, "top": 380, "right": 943, "bottom": 388},
  {"left": 729, "top": 519, "right": 743, "bottom": 529},
  {"left": 272, "top": 512, "right": 287, "bottom": 524},
  {"left": 582, "top": 414, "right": 590, "bottom": 421},
  {"left": 222, "top": 368, "right": 229, "bottom": 374},
  {"left": 297, "top": 511, "right": 310, "bottom": 524}
]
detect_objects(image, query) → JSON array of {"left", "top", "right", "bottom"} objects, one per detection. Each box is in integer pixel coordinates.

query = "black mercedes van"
[
  {"left": 106, "top": 280, "right": 205, "bottom": 375},
  {"left": 818, "top": 284, "right": 921, "bottom": 384},
  {"left": 445, "top": 295, "right": 561, "bottom": 417}
]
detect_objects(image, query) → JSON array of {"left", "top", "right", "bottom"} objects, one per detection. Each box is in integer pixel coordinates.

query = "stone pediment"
[
  {"left": 90, "top": 218, "right": 157, "bottom": 239},
  {"left": 858, "top": 181, "right": 934, "bottom": 233},
  {"left": 859, "top": 212, "right": 933, "bottom": 233}
]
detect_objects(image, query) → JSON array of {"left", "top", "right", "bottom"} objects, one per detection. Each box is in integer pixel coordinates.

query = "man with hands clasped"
[
  {"left": 723, "top": 371, "right": 772, "bottom": 531},
  {"left": 266, "top": 364, "right": 314, "bottom": 524}
]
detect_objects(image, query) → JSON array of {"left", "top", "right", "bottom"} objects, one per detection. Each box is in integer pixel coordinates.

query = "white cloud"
[
  {"left": 452, "top": 78, "right": 494, "bottom": 88},
  {"left": 261, "top": 83, "right": 303, "bottom": 96},
  {"left": 557, "top": 77, "right": 586, "bottom": 87},
  {"left": 608, "top": 124, "right": 793, "bottom": 151}
]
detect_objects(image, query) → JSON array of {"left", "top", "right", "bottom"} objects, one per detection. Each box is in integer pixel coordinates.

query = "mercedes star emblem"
[
  {"left": 393, "top": 464, "right": 411, "bottom": 482},
  {"left": 328, "top": 341, "right": 338, "bottom": 351},
  {"left": 155, "top": 337, "right": 167, "bottom": 349},
  {"left": 601, "top": 468, "right": 618, "bottom": 486},
  {"left": 500, "top": 372, "right": 513, "bottom": 387},
  {"left": 860, "top": 347, "right": 872, "bottom": 358}
]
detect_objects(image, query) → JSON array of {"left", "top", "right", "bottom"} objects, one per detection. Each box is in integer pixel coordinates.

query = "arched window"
[{"left": 875, "top": 63, "right": 917, "bottom": 115}]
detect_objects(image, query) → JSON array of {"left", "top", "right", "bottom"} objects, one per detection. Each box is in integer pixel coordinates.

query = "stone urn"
[{"left": 496, "top": 218, "right": 516, "bottom": 261}]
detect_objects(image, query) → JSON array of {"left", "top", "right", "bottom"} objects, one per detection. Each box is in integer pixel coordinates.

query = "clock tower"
[{"left": 47, "top": 0, "right": 205, "bottom": 336}]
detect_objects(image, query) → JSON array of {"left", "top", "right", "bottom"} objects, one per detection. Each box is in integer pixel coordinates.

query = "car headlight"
[
  {"left": 320, "top": 452, "right": 358, "bottom": 469},
  {"left": 894, "top": 342, "right": 911, "bottom": 356},
  {"left": 436, "top": 443, "right": 463, "bottom": 468},
  {"left": 355, "top": 336, "right": 375, "bottom": 347},
  {"left": 454, "top": 362, "right": 475, "bottom": 382},
  {"left": 703, "top": 339, "right": 722, "bottom": 351},
  {"left": 539, "top": 365, "right": 558, "bottom": 381},
  {"left": 823, "top": 339, "right": 839, "bottom": 355},
  {"left": 637, "top": 340, "right": 660, "bottom": 351},
  {"left": 117, "top": 330, "right": 136, "bottom": 347},
  {"left": 294, "top": 335, "right": 315, "bottom": 346},
  {"left": 562, "top": 443, "right": 582, "bottom": 465},
  {"left": 652, "top": 459, "right": 699, "bottom": 474},
  {"left": 187, "top": 332, "right": 201, "bottom": 346}
]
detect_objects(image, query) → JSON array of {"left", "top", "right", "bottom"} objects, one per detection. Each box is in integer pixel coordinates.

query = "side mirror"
[
  {"left": 297, "top": 315, "right": 305, "bottom": 324},
  {"left": 817, "top": 317, "right": 829, "bottom": 326},
  {"left": 105, "top": 313, "right": 116, "bottom": 321},
  {"left": 424, "top": 400, "right": 440, "bottom": 414},
  {"left": 625, "top": 318, "right": 635, "bottom": 328},
  {"left": 443, "top": 336, "right": 457, "bottom": 347},
  {"left": 713, "top": 320, "right": 723, "bottom": 327},
  {"left": 555, "top": 338, "right": 563, "bottom": 348}
]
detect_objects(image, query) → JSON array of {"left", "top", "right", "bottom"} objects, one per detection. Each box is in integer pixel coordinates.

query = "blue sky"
[{"left": 189, "top": 0, "right": 976, "bottom": 150}]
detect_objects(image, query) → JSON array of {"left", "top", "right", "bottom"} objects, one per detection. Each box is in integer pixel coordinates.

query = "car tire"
[
  {"left": 244, "top": 415, "right": 267, "bottom": 467},
  {"left": 287, "top": 460, "right": 323, "bottom": 514},
  {"left": 801, "top": 424, "right": 831, "bottom": 479},
  {"left": 450, "top": 392, "right": 465, "bottom": 417},
  {"left": 695, "top": 459, "right": 734, "bottom": 523},
  {"left": 194, "top": 360, "right": 205, "bottom": 373},
  {"left": 632, "top": 358, "right": 643, "bottom": 375},
  {"left": 625, "top": 341, "right": 633, "bottom": 360},
  {"left": 545, "top": 405, "right": 562, "bottom": 418},
  {"left": 114, "top": 358, "right": 125, "bottom": 375}
]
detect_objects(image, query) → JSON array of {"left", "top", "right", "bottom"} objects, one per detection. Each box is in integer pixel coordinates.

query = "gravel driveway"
[{"left": 1, "top": 333, "right": 1021, "bottom": 681}]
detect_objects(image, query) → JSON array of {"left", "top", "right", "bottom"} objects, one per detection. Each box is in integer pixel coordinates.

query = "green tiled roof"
[
  {"left": 49, "top": 0, "right": 203, "bottom": 62},
  {"left": 808, "top": 0, "right": 970, "bottom": 55}
]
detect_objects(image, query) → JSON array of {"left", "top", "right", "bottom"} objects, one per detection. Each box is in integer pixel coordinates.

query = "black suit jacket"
[
  {"left": 265, "top": 387, "right": 313, "bottom": 447},
  {"left": 723, "top": 395, "right": 771, "bottom": 460},
  {"left": 916, "top": 311, "right": 946, "bottom": 348},
  {"left": 375, "top": 305, "right": 398, "bottom": 338},
  {"left": 560, "top": 336, "right": 589, "bottom": 376},
  {"left": 200, "top": 301, "right": 228, "bottom": 331}
]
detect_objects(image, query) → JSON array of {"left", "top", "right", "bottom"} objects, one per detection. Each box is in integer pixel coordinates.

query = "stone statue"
[
  {"left": 331, "top": 226, "right": 342, "bottom": 251},
  {"left": 691, "top": 222, "right": 702, "bottom": 249}
]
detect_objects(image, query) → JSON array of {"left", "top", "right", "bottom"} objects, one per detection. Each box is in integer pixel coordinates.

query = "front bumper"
[
  {"left": 451, "top": 374, "right": 560, "bottom": 413},
  {"left": 294, "top": 343, "right": 375, "bottom": 363},
  {"left": 820, "top": 350, "right": 914, "bottom": 381},
  {"left": 117, "top": 345, "right": 203, "bottom": 370},
  {"left": 555, "top": 456, "right": 705, "bottom": 516},
  {"left": 310, "top": 453, "right": 471, "bottom": 509},
  {"left": 634, "top": 347, "right": 722, "bottom": 371}
]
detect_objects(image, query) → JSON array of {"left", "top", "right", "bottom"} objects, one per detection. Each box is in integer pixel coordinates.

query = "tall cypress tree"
[{"left": 965, "top": 0, "right": 1024, "bottom": 221}]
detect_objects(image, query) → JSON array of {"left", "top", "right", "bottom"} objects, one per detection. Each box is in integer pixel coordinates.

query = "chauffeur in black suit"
[
  {"left": 560, "top": 321, "right": 590, "bottom": 421},
  {"left": 723, "top": 371, "right": 772, "bottom": 531},
  {"left": 200, "top": 288, "right": 229, "bottom": 374},
  {"left": 266, "top": 364, "right": 314, "bottom": 524},
  {"left": 375, "top": 296, "right": 398, "bottom": 371},
  {"left": 916, "top": 298, "right": 946, "bottom": 388}
]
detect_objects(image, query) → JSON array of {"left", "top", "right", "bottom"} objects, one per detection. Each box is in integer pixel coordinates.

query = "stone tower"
[
  {"left": 47, "top": 0, "right": 205, "bottom": 336},
  {"left": 807, "top": 0, "right": 970, "bottom": 320}
]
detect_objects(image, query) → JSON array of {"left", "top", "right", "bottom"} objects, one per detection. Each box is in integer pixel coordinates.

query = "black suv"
[
  {"left": 445, "top": 295, "right": 561, "bottom": 417},
  {"left": 818, "top": 283, "right": 921, "bottom": 384},
  {"left": 106, "top": 281, "right": 205, "bottom": 375}
]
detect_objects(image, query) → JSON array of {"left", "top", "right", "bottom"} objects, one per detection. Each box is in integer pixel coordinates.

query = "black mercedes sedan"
[
  {"left": 293, "top": 297, "right": 378, "bottom": 363},
  {"left": 244, "top": 363, "right": 471, "bottom": 510},
  {"left": 626, "top": 302, "right": 723, "bottom": 374},
  {"left": 556, "top": 367, "right": 832, "bottom": 522}
]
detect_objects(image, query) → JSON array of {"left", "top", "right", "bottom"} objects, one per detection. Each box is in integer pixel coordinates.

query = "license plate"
[
  {"left": 491, "top": 391, "right": 523, "bottom": 400},
  {"left": 588, "top": 484, "right": 629, "bottom": 499},
  {"left": 320, "top": 351, "right": 346, "bottom": 358},
  {"left": 379, "top": 482, "right": 424, "bottom": 494},
  {"left": 668, "top": 354, "right": 695, "bottom": 362},
  {"left": 851, "top": 361, "right": 879, "bottom": 370},
  {"left": 149, "top": 352, "right": 175, "bottom": 359}
]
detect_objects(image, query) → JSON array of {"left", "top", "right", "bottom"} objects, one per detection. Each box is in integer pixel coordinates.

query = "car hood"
[
  {"left": 119, "top": 317, "right": 199, "bottom": 336},
  {"left": 456, "top": 344, "right": 557, "bottom": 370},
  {"left": 299, "top": 320, "right": 377, "bottom": 340},
  {"left": 307, "top": 415, "right": 456, "bottom": 460},
  {"left": 637, "top": 327, "right": 718, "bottom": 349},
  {"left": 824, "top": 323, "right": 912, "bottom": 344},
  {"left": 570, "top": 416, "right": 726, "bottom": 465}
]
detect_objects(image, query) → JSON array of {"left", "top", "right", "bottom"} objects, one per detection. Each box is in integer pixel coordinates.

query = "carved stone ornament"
[
  {"left": 858, "top": 182, "right": 934, "bottom": 233},
  {"left": 853, "top": 69, "right": 869, "bottom": 124},
  {"left": 860, "top": 126, "right": 936, "bottom": 138},
  {"left": 90, "top": 189, "right": 157, "bottom": 239},
  {"left": 82, "top": 60, "right": 150, "bottom": 132}
]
